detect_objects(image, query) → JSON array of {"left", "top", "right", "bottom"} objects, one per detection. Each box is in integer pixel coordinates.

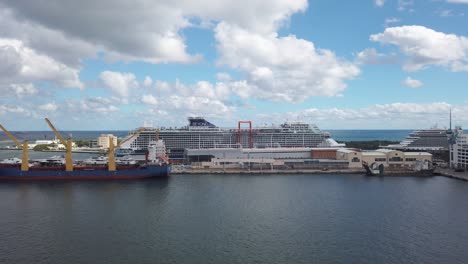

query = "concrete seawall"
[
  {"left": 173, "top": 168, "right": 367, "bottom": 175},
  {"left": 435, "top": 168, "right": 468, "bottom": 181}
]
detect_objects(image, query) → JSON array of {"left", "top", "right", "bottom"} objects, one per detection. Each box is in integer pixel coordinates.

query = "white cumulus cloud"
[
  {"left": 370, "top": 25, "right": 468, "bottom": 72},
  {"left": 375, "top": 0, "right": 385, "bottom": 7},
  {"left": 255, "top": 102, "right": 463, "bottom": 129},
  {"left": 385, "top": 18, "right": 401, "bottom": 27},
  {"left": 402, "top": 77, "right": 423, "bottom": 88},
  {"left": 66, "top": 97, "right": 120, "bottom": 113},
  {"left": 0, "top": 0, "right": 307, "bottom": 65},
  {"left": 99, "top": 71, "right": 138, "bottom": 98},
  {"left": 0, "top": 38, "right": 83, "bottom": 90},
  {"left": 2, "top": 83, "right": 38, "bottom": 98},
  {"left": 215, "top": 22, "right": 360, "bottom": 102},
  {"left": 143, "top": 76, "right": 153, "bottom": 87},
  {"left": 141, "top": 94, "right": 158, "bottom": 105},
  {"left": 38, "top": 102, "right": 58, "bottom": 111}
]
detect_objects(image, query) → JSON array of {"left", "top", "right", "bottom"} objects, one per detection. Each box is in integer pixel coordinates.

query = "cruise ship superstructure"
[
  {"left": 119, "top": 117, "right": 342, "bottom": 163},
  {"left": 385, "top": 127, "right": 449, "bottom": 151}
]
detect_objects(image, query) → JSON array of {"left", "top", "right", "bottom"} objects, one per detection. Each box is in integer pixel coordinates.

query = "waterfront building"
[
  {"left": 185, "top": 147, "right": 350, "bottom": 170},
  {"left": 98, "top": 134, "right": 117, "bottom": 149},
  {"left": 89, "top": 139, "right": 98, "bottom": 148},
  {"left": 450, "top": 127, "right": 468, "bottom": 170},
  {"left": 360, "top": 149, "right": 432, "bottom": 169},
  {"left": 336, "top": 148, "right": 363, "bottom": 168},
  {"left": 185, "top": 147, "right": 432, "bottom": 171}
]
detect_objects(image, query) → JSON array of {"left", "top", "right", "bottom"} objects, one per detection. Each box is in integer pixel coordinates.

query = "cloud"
[
  {"left": 139, "top": 95, "right": 235, "bottom": 121},
  {"left": 355, "top": 48, "right": 399, "bottom": 65},
  {"left": 398, "top": 0, "right": 414, "bottom": 12},
  {"left": 38, "top": 102, "right": 58, "bottom": 111},
  {"left": 143, "top": 76, "right": 153, "bottom": 87},
  {"left": 137, "top": 78, "right": 238, "bottom": 122},
  {"left": 439, "top": 10, "right": 455, "bottom": 17},
  {"left": 215, "top": 22, "right": 360, "bottom": 102},
  {"left": 216, "top": 72, "right": 232, "bottom": 81},
  {"left": 384, "top": 18, "right": 401, "bottom": 27},
  {"left": 370, "top": 25, "right": 468, "bottom": 72},
  {"left": 0, "top": 0, "right": 307, "bottom": 66},
  {"left": 402, "top": 77, "right": 423, "bottom": 88},
  {"left": 0, "top": 8, "right": 96, "bottom": 68},
  {"left": 0, "top": 105, "right": 32, "bottom": 116},
  {"left": 375, "top": 0, "right": 385, "bottom": 7},
  {"left": 447, "top": 0, "right": 468, "bottom": 3},
  {"left": 1, "top": 83, "right": 38, "bottom": 98},
  {"left": 99, "top": 71, "right": 138, "bottom": 98},
  {"left": 0, "top": 38, "right": 83, "bottom": 91},
  {"left": 65, "top": 97, "right": 120, "bottom": 113},
  {"left": 141, "top": 94, "right": 158, "bottom": 105},
  {"left": 436, "top": 9, "right": 464, "bottom": 17},
  {"left": 255, "top": 102, "right": 465, "bottom": 129}
]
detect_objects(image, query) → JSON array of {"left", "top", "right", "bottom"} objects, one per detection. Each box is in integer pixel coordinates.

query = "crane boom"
[
  {"left": 0, "top": 124, "right": 29, "bottom": 171},
  {"left": 108, "top": 128, "right": 144, "bottom": 171},
  {"left": 44, "top": 118, "right": 66, "bottom": 145},
  {"left": 44, "top": 118, "right": 73, "bottom": 172},
  {"left": 116, "top": 128, "right": 144, "bottom": 148},
  {"left": 0, "top": 124, "right": 22, "bottom": 148}
]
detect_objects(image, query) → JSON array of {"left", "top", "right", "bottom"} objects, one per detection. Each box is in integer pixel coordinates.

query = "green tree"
[{"left": 33, "top": 144, "right": 50, "bottom": 151}]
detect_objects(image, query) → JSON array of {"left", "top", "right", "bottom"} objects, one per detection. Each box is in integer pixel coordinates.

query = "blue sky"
[{"left": 0, "top": 0, "right": 467, "bottom": 130}]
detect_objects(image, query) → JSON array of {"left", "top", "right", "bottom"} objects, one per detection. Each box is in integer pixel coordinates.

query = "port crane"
[
  {"left": 45, "top": 118, "right": 73, "bottom": 171},
  {"left": 107, "top": 129, "right": 144, "bottom": 171},
  {"left": 0, "top": 124, "right": 29, "bottom": 171}
]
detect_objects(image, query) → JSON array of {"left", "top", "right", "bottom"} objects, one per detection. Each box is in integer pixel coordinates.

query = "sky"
[{"left": 0, "top": 0, "right": 467, "bottom": 130}]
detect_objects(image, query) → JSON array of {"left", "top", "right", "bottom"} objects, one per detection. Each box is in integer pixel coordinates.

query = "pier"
[{"left": 435, "top": 168, "right": 468, "bottom": 181}]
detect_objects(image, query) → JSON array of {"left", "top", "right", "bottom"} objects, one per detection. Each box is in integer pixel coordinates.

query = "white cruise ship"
[
  {"left": 385, "top": 127, "right": 449, "bottom": 151},
  {"left": 118, "top": 117, "right": 341, "bottom": 163}
]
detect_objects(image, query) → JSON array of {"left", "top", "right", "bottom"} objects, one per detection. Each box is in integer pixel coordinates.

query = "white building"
[
  {"left": 336, "top": 148, "right": 432, "bottom": 170},
  {"left": 98, "top": 134, "right": 117, "bottom": 149},
  {"left": 336, "top": 148, "right": 363, "bottom": 168},
  {"left": 450, "top": 127, "right": 468, "bottom": 170}
]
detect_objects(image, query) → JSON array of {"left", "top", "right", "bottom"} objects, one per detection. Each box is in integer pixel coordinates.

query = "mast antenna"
[{"left": 450, "top": 108, "right": 452, "bottom": 130}]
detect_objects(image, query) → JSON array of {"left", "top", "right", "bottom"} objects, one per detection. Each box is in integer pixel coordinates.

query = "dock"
[
  {"left": 171, "top": 168, "right": 366, "bottom": 175},
  {"left": 435, "top": 168, "right": 468, "bottom": 181}
]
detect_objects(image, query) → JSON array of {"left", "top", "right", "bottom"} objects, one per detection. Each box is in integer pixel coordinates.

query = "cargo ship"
[
  {"left": 0, "top": 163, "right": 170, "bottom": 181},
  {"left": 0, "top": 119, "right": 170, "bottom": 181}
]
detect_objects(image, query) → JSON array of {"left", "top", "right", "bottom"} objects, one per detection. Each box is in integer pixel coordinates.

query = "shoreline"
[
  {"left": 171, "top": 168, "right": 435, "bottom": 176},
  {"left": 172, "top": 169, "right": 365, "bottom": 175},
  {"left": 435, "top": 168, "right": 468, "bottom": 181}
]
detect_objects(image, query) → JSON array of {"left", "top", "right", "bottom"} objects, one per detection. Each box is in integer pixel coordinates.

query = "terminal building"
[
  {"left": 338, "top": 148, "right": 432, "bottom": 169},
  {"left": 185, "top": 147, "right": 432, "bottom": 171},
  {"left": 185, "top": 147, "right": 348, "bottom": 170}
]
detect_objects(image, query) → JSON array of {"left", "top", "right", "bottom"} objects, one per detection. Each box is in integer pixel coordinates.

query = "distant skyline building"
[
  {"left": 98, "top": 134, "right": 117, "bottom": 149},
  {"left": 450, "top": 127, "right": 468, "bottom": 170}
]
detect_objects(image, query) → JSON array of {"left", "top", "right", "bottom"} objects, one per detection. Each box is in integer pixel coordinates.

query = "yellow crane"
[
  {"left": 108, "top": 128, "right": 144, "bottom": 171},
  {"left": 0, "top": 124, "right": 29, "bottom": 171},
  {"left": 44, "top": 118, "right": 73, "bottom": 171}
]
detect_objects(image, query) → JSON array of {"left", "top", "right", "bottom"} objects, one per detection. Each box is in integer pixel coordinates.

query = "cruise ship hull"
[{"left": 0, "top": 165, "right": 171, "bottom": 181}]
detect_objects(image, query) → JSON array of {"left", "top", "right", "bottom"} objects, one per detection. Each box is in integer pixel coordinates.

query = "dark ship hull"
[{"left": 0, "top": 164, "right": 170, "bottom": 181}]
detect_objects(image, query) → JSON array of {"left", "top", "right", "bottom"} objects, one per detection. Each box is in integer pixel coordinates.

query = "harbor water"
[{"left": 1, "top": 174, "right": 468, "bottom": 264}]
